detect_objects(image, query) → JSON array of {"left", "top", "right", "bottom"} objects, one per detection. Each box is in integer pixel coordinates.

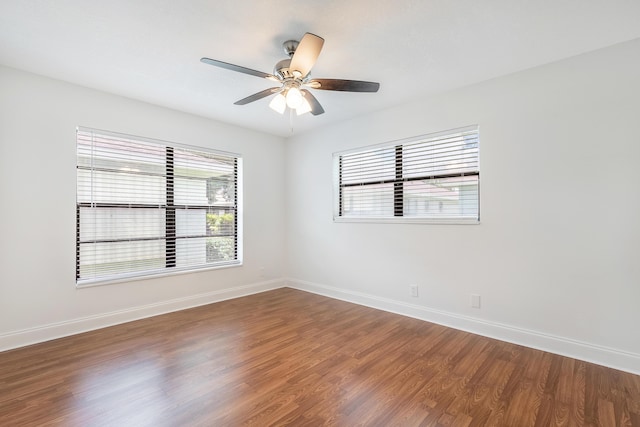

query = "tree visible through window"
[{"left": 76, "top": 128, "right": 241, "bottom": 285}]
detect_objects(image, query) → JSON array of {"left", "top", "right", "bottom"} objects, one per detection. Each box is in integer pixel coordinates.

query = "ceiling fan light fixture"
[
  {"left": 285, "top": 86, "right": 303, "bottom": 109},
  {"left": 296, "top": 98, "right": 312, "bottom": 115},
  {"left": 201, "top": 32, "right": 380, "bottom": 118},
  {"left": 269, "top": 93, "right": 286, "bottom": 114}
]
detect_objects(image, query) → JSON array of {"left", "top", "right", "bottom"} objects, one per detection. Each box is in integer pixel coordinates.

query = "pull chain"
[{"left": 289, "top": 108, "right": 294, "bottom": 134}]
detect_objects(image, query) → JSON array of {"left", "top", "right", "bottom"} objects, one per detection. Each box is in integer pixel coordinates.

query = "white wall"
[
  {"left": 0, "top": 65, "right": 286, "bottom": 348},
  {"left": 2, "top": 39, "right": 639, "bottom": 374},
  {"left": 285, "top": 39, "right": 640, "bottom": 374}
]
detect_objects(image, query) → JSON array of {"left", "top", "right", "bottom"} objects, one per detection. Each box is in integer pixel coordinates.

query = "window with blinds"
[
  {"left": 334, "top": 125, "right": 479, "bottom": 223},
  {"left": 76, "top": 127, "right": 241, "bottom": 286}
]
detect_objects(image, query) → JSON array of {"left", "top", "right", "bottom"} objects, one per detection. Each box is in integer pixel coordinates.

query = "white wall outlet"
[
  {"left": 259, "top": 267, "right": 265, "bottom": 278},
  {"left": 409, "top": 284, "right": 419, "bottom": 297},
  {"left": 471, "top": 294, "right": 481, "bottom": 308}
]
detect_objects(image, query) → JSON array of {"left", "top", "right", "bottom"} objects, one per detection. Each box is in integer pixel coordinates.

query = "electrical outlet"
[
  {"left": 471, "top": 294, "right": 481, "bottom": 308},
  {"left": 259, "top": 267, "right": 265, "bottom": 278},
  {"left": 409, "top": 284, "right": 419, "bottom": 297}
]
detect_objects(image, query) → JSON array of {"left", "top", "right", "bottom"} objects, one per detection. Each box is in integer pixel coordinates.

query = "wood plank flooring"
[{"left": 0, "top": 288, "right": 638, "bottom": 426}]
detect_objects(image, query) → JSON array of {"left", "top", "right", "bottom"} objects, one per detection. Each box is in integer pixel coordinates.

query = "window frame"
[
  {"left": 76, "top": 127, "right": 243, "bottom": 288},
  {"left": 333, "top": 125, "right": 480, "bottom": 224}
]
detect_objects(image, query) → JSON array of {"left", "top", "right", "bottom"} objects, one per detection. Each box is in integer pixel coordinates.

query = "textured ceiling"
[{"left": 1, "top": 0, "right": 640, "bottom": 137}]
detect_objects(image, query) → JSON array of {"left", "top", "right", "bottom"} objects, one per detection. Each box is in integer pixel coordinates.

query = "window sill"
[
  {"left": 333, "top": 217, "right": 480, "bottom": 225},
  {"left": 76, "top": 261, "right": 243, "bottom": 289}
]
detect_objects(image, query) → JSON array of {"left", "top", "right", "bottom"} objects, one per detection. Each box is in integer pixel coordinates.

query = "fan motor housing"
[{"left": 274, "top": 59, "right": 296, "bottom": 80}]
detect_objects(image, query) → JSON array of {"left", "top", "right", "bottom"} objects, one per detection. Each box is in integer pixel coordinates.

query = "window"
[
  {"left": 334, "top": 125, "right": 479, "bottom": 223},
  {"left": 76, "top": 127, "right": 241, "bottom": 286}
]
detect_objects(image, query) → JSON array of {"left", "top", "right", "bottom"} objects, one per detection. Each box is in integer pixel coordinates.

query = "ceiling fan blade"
[
  {"left": 289, "top": 33, "right": 324, "bottom": 78},
  {"left": 307, "top": 79, "right": 380, "bottom": 92},
  {"left": 200, "top": 57, "right": 279, "bottom": 81},
  {"left": 301, "top": 89, "right": 325, "bottom": 115},
  {"left": 234, "top": 87, "right": 281, "bottom": 105}
]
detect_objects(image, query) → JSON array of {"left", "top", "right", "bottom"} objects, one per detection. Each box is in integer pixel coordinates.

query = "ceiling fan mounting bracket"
[{"left": 282, "top": 39, "right": 299, "bottom": 57}]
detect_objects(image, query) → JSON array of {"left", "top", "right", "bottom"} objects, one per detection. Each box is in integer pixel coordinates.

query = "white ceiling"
[{"left": 2, "top": 1, "right": 640, "bottom": 137}]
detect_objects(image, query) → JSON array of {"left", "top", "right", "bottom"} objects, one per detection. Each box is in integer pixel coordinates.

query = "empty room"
[{"left": 1, "top": 1, "right": 639, "bottom": 425}]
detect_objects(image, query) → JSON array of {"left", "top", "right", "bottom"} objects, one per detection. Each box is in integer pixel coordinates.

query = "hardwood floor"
[{"left": 1, "top": 288, "right": 638, "bottom": 426}]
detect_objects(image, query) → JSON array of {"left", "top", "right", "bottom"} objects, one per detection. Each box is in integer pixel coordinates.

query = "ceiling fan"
[{"left": 200, "top": 33, "right": 380, "bottom": 116}]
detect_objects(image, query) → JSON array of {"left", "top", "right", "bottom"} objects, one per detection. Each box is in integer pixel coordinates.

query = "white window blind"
[
  {"left": 334, "top": 126, "right": 479, "bottom": 223},
  {"left": 76, "top": 127, "right": 241, "bottom": 286}
]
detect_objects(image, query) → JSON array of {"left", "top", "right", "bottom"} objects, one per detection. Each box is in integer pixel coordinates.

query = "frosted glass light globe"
[
  {"left": 286, "top": 87, "right": 303, "bottom": 109},
  {"left": 269, "top": 93, "right": 286, "bottom": 114}
]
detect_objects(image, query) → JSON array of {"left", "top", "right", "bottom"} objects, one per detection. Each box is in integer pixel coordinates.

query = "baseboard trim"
[
  {"left": 286, "top": 278, "right": 640, "bottom": 376},
  {"left": 0, "top": 279, "right": 285, "bottom": 353}
]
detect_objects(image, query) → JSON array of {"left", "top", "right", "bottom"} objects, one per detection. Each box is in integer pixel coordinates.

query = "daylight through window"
[
  {"left": 334, "top": 126, "right": 479, "bottom": 223},
  {"left": 76, "top": 127, "right": 241, "bottom": 286}
]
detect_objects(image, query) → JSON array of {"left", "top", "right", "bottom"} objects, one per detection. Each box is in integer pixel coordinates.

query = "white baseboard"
[
  {"left": 0, "top": 279, "right": 285, "bottom": 353},
  {"left": 286, "top": 278, "right": 640, "bottom": 376},
  {"left": 4, "top": 278, "right": 638, "bottom": 376}
]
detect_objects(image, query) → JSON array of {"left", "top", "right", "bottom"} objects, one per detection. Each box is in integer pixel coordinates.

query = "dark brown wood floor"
[{"left": 1, "top": 288, "right": 639, "bottom": 426}]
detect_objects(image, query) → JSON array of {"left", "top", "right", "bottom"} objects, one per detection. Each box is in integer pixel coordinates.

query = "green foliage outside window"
[
  {"left": 206, "top": 212, "right": 235, "bottom": 262},
  {"left": 206, "top": 212, "right": 234, "bottom": 235}
]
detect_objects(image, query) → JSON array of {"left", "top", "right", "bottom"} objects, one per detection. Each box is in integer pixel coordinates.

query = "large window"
[
  {"left": 334, "top": 125, "right": 479, "bottom": 223},
  {"left": 76, "top": 127, "right": 241, "bottom": 286}
]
